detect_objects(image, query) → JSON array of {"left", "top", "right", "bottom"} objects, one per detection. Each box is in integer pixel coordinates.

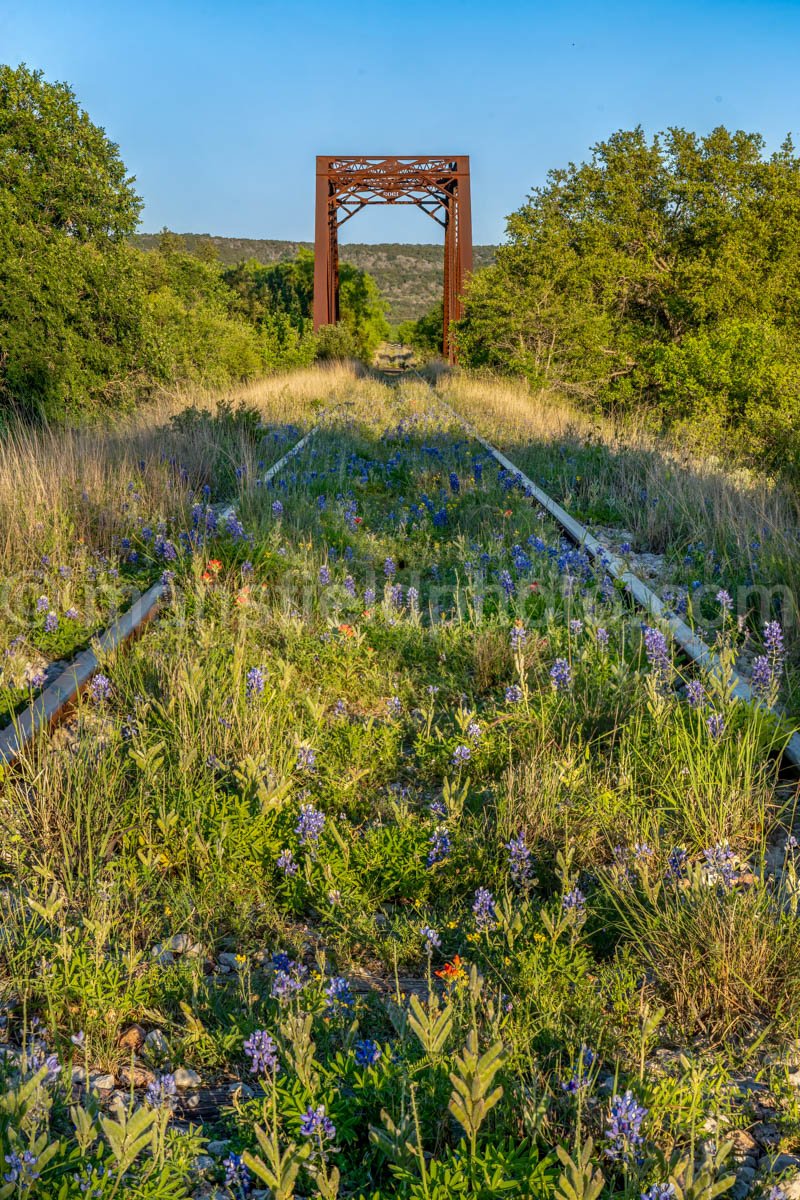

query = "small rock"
[
  {"left": 207, "top": 1140, "right": 230, "bottom": 1157},
  {"left": 736, "top": 1165, "right": 755, "bottom": 1184},
  {"left": 731, "top": 1130, "right": 759, "bottom": 1158},
  {"left": 89, "top": 1072, "right": 116, "bottom": 1091},
  {"left": 151, "top": 945, "right": 175, "bottom": 966},
  {"left": 174, "top": 1067, "right": 201, "bottom": 1088},
  {"left": 218, "top": 951, "right": 246, "bottom": 971},
  {"left": 751, "top": 1122, "right": 780, "bottom": 1148},
  {"left": 144, "top": 1029, "right": 169, "bottom": 1057},
  {"left": 118, "top": 1064, "right": 154, "bottom": 1088},
  {"left": 118, "top": 1024, "right": 145, "bottom": 1052},
  {"left": 167, "top": 933, "right": 191, "bottom": 954},
  {"left": 193, "top": 1155, "right": 214, "bottom": 1171},
  {"left": 760, "top": 1153, "right": 800, "bottom": 1176},
  {"left": 185, "top": 942, "right": 204, "bottom": 958}
]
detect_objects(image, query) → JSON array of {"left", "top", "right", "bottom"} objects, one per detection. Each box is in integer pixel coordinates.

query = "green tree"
[
  {"left": 456, "top": 126, "right": 800, "bottom": 474},
  {"left": 0, "top": 63, "right": 141, "bottom": 240}
]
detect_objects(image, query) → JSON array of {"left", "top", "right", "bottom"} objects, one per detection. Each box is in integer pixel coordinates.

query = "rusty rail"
[
  {"left": 436, "top": 395, "right": 800, "bottom": 769},
  {"left": 0, "top": 421, "right": 323, "bottom": 767}
]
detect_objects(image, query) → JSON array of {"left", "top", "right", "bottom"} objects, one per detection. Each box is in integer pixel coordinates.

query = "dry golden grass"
[
  {"left": 440, "top": 372, "right": 800, "bottom": 562},
  {"left": 0, "top": 365, "right": 364, "bottom": 575}
]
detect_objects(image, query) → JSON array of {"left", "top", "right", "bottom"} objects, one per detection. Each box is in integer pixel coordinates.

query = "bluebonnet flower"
[
  {"left": 563, "top": 887, "right": 586, "bottom": 913},
  {"left": 3, "top": 1151, "right": 39, "bottom": 1187},
  {"left": 706, "top": 712, "right": 725, "bottom": 740},
  {"left": 300, "top": 1104, "right": 336, "bottom": 1141},
  {"left": 550, "top": 658, "right": 572, "bottom": 692},
  {"left": 505, "top": 684, "right": 523, "bottom": 704},
  {"left": 764, "top": 620, "right": 785, "bottom": 661},
  {"left": 243, "top": 1030, "right": 280, "bottom": 1075},
  {"left": 390, "top": 583, "right": 404, "bottom": 608},
  {"left": 643, "top": 627, "right": 671, "bottom": 684},
  {"left": 666, "top": 848, "right": 688, "bottom": 880},
  {"left": 296, "top": 746, "right": 317, "bottom": 773},
  {"left": 449, "top": 471, "right": 460, "bottom": 494},
  {"left": 452, "top": 744, "right": 471, "bottom": 767},
  {"left": 384, "top": 557, "right": 396, "bottom": 578},
  {"left": 224, "top": 1152, "right": 251, "bottom": 1195},
  {"left": 716, "top": 589, "right": 733, "bottom": 613},
  {"left": 633, "top": 842, "right": 653, "bottom": 861},
  {"left": 145, "top": 1072, "right": 177, "bottom": 1109},
  {"left": 344, "top": 575, "right": 356, "bottom": 597},
  {"left": 421, "top": 924, "right": 441, "bottom": 953},
  {"left": 467, "top": 721, "right": 481, "bottom": 742},
  {"left": 427, "top": 827, "right": 451, "bottom": 867},
  {"left": 36, "top": 595, "right": 49, "bottom": 613},
  {"left": 686, "top": 679, "right": 706, "bottom": 708},
  {"left": 324, "top": 976, "right": 354, "bottom": 1014},
  {"left": 387, "top": 696, "right": 402, "bottom": 717},
  {"left": 499, "top": 570, "right": 515, "bottom": 598},
  {"left": 569, "top": 619, "right": 583, "bottom": 636},
  {"left": 225, "top": 513, "right": 247, "bottom": 541},
  {"left": 319, "top": 565, "right": 331, "bottom": 585},
  {"left": 364, "top": 586, "right": 376, "bottom": 606},
  {"left": 407, "top": 585, "right": 419, "bottom": 609},
  {"left": 354, "top": 1038, "right": 382, "bottom": 1067},
  {"left": 271, "top": 500, "right": 284, "bottom": 517},
  {"left": 155, "top": 536, "right": 178, "bottom": 561},
  {"left": 605, "top": 1090, "right": 647, "bottom": 1161},
  {"left": 334, "top": 698, "right": 347, "bottom": 717},
  {"left": 90, "top": 674, "right": 112, "bottom": 703},
  {"left": 751, "top": 654, "right": 774, "bottom": 700},
  {"left": 506, "top": 832, "right": 532, "bottom": 884},
  {"left": 161, "top": 570, "right": 175, "bottom": 586},
  {"left": 473, "top": 887, "right": 496, "bottom": 930},
  {"left": 561, "top": 1072, "right": 590, "bottom": 1094},
  {"left": 642, "top": 1185, "right": 675, "bottom": 1200},
  {"left": 65, "top": 607, "right": 79, "bottom": 620},
  {"left": 510, "top": 623, "right": 527, "bottom": 651},
  {"left": 246, "top": 666, "right": 265, "bottom": 699},
  {"left": 296, "top": 803, "right": 324, "bottom": 845},
  {"left": 703, "top": 842, "right": 736, "bottom": 888},
  {"left": 272, "top": 964, "right": 308, "bottom": 1002},
  {"left": 428, "top": 796, "right": 446, "bottom": 818},
  {"left": 44, "top": 611, "right": 58, "bottom": 632},
  {"left": 596, "top": 627, "right": 609, "bottom": 649},
  {"left": 277, "top": 849, "right": 298, "bottom": 876}
]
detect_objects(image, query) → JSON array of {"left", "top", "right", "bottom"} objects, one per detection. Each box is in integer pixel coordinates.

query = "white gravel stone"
[{"left": 173, "top": 1067, "right": 201, "bottom": 1088}]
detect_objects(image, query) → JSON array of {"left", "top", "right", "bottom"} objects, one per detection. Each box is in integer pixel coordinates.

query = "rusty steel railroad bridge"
[{"left": 313, "top": 155, "right": 473, "bottom": 363}]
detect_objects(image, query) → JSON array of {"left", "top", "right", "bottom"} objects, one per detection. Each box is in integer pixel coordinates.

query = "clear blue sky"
[{"left": 3, "top": 0, "right": 799, "bottom": 245}]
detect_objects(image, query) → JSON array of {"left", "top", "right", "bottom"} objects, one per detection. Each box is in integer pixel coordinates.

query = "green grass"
[{"left": 0, "top": 371, "right": 798, "bottom": 1199}]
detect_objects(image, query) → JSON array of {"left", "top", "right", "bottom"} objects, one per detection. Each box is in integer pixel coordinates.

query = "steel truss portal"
[{"left": 313, "top": 156, "right": 473, "bottom": 363}]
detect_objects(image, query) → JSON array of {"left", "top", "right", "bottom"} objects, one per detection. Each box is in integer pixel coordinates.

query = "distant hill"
[{"left": 132, "top": 234, "right": 497, "bottom": 323}]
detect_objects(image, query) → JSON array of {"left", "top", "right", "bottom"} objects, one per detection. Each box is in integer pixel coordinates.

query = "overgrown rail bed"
[{"left": 1, "top": 371, "right": 800, "bottom": 1200}]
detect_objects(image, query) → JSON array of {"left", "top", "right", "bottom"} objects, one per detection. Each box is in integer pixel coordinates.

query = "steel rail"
[
  {"left": 436, "top": 395, "right": 800, "bottom": 769},
  {"left": 0, "top": 420, "right": 324, "bottom": 767}
]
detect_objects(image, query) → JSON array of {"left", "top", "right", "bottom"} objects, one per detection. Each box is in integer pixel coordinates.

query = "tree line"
[
  {"left": 453, "top": 125, "right": 800, "bottom": 478},
  {"left": 0, "top": 64, "right": 388, "bottom": 423}
]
